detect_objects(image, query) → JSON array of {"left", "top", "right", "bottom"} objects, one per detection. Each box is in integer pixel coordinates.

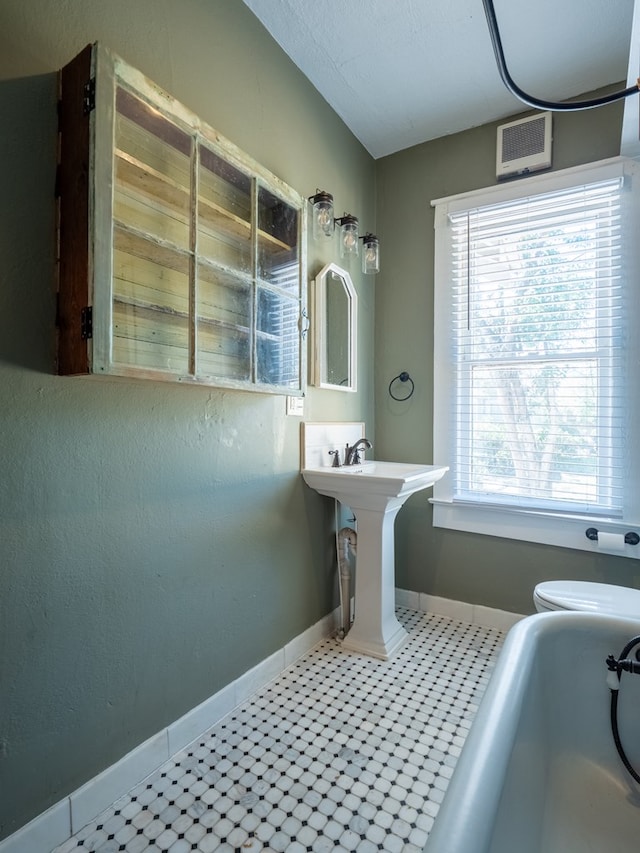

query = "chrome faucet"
[{"left": 345, "top": 438, "right": 372, "bottom": 466}]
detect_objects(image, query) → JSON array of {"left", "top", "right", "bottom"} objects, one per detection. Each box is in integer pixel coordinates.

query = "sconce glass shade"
[
  {"left": 337, "top": 214, "right": 359, "bottom": 258},
  {"left": 309, "top": 190, "right": 334, "bottom": 240},
  {"left": 361, "top": 233, "right": 380, "bottom": 274}
]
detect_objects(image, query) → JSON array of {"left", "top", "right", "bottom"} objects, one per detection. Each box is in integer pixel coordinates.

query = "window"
[{"left": 432, "top": 158, "right": 640, "bottom": 556}]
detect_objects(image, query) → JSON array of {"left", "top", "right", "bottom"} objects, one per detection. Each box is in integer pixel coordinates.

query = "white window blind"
[
  {"left": 450, "top": 178, "right": 623, "bottom": 515},
  {"left": 432, "top": 158, "right": 640, "bottom": 556}
]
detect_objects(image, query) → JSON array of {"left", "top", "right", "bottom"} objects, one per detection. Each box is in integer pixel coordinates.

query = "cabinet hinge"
[
  {"left": 81, "top": 306, "right": 93, "bottom": 340},
  {"left": 83, "top": 78, "right": 96, "bottom": 115}
]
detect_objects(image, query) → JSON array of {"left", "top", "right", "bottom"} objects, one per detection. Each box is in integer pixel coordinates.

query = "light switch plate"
[{"left": 286, "top": 395, "right": 304, "bottom": 416}]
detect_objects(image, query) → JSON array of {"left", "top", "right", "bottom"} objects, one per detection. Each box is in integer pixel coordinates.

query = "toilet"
[{"left": 534, "top": 580, "right": 640, "bottom": 620}]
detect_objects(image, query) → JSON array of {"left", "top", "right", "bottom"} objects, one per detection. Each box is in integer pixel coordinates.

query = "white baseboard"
[
  {"left": 395, "top": 588, "right": 525, "bottom": 632},
  {"left": 0, "top": 607, "right": 340, "bottom": 853},
  {"left": 1, "top": 593, "right": 522, "bottom": 852}
]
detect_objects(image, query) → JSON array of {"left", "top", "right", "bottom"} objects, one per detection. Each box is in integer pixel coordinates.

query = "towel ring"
[{"left": 389, "top": 371, "right": 415, "bottom": 401}]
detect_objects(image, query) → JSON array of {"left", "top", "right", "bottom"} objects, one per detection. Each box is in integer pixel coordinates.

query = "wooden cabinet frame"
[{"left": 57, "top": 43, "right": 307, "bottom": 395}]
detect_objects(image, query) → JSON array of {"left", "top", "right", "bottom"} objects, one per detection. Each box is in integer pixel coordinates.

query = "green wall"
[
  {"left": 0, "top": 0, "right": 375, "bottom": 839},
  {"left": 376, "top": 91, "right": 640, "bottom": 615},
  {"left": 3, "top": 0, "right": 640, "bottom": 840}
]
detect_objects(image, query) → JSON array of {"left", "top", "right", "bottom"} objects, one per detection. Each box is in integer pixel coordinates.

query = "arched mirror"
[{"left": 311, "top": 262, "right": 357, "bottom": 391}]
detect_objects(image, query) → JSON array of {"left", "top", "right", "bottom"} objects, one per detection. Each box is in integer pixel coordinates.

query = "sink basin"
[
  {"left": 302, "top": 460, "right": 448, "bottom": 659},
  {"left": 302, "top": 461, "right": 448, "bottom": 507}
]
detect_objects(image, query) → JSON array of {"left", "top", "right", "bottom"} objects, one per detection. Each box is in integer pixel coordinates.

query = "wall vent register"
[
  {"left": 496, "top": 111, "right": 552, "bottom": 179},
  {"left": 57, "top": 43, "right": 306, "bottom": 395}
]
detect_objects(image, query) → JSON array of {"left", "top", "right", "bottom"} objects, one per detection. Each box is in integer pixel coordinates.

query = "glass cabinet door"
[
  {"left": 196, "top": 145, "right": 253, "bottom": 382},
  {"left": 194, "top": 148, "right": 302, "bottom": 389},
  {"left": 256, "top": 187, "right": 301, "bottom": 388},
  {"left": 112, "top": 94, "right": 302, "bottom": 390},
  {"left": 113, "top": 87, "right": 192, "bottom": 374}
]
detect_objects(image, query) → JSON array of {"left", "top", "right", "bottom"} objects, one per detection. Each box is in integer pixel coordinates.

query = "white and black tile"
[{"left": 52, "top": 609, "right": 503, "bottom": 853}]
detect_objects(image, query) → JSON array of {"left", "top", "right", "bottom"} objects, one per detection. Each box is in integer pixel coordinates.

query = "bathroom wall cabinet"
[{"left": 57, "top": 43, "right": 306, "bottom": 394}]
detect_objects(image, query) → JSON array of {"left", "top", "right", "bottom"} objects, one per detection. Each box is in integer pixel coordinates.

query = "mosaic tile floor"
[{"left": 53, "top": 608, "right": 504, "bottom": 853}]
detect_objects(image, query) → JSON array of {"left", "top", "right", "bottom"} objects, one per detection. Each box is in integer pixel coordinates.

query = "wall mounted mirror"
[{"left": 311, "top": 262, "right": 357, "bottom": 391}]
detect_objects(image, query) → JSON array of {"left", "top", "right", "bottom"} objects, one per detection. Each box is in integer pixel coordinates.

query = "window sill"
[{"left": 430, "top": 498, "right": 640, "bottom": 559}]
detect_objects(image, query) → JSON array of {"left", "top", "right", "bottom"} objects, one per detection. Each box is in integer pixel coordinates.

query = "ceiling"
[{"left": 241, "top": 0, "right": 634, "bottom": 159}]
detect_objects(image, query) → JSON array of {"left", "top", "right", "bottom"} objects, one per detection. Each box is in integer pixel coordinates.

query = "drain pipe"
[
  {"left": 334, "top": 500, "right": 357, "bottom": 638},
  {"left": 337, "top": 526, "right": 357, "bottom": 637}
]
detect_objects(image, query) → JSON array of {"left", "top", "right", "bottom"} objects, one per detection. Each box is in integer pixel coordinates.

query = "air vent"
[{"left": 496, "top": 112, "right": 552, "bottom": 179}]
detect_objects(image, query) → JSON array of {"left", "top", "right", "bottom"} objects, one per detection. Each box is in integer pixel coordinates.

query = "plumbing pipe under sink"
[{"left": 337, "top": 524, "right": 357, "bottom": 637}]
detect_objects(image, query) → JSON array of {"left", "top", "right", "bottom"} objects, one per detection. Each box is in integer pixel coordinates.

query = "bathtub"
[{"left": 423, "top": 611, "right": 640, "bottom": 853}]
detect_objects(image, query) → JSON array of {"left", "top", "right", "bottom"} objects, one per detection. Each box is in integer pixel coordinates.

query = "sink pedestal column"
[{"left": 341, "top": 498, "right": 408, "bottom": 660}]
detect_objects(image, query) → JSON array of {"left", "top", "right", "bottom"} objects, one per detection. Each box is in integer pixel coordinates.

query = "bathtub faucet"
[
  {"left": 606, "top": 635, "right": 640, "bottom": 786},
  {"left": 345, "top": 438, "right": 372, "bottom": 466},
  {"left": 605, "top": 637, "right": 640, "bottom": 690},
  {"left": 606, "top": 652, "right": 640, "bottom": 682}
]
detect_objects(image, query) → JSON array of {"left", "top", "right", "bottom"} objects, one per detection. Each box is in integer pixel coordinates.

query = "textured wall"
[
  {"left": 375, "top": 92, "right": 640, "bottom": 615},
  {"left": 0, "top": 0, "right": 375, "bottom": 839}
]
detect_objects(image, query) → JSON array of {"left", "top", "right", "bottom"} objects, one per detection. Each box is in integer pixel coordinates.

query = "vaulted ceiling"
[{"left": 241, "top": 0, "right": 634, "bottom": 158}]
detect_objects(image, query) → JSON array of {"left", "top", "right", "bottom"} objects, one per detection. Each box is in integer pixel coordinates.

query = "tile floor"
[{"left": 52, "top": 608, "right": 504, "bottom": 853}]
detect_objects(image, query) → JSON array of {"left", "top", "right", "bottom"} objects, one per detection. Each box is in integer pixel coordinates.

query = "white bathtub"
[{"left": 423, "top": 611, "right": 640, "bottom": 853}]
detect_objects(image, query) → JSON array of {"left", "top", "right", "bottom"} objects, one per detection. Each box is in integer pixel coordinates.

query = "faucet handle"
[{"left": 328, "top": 449, "right": 341, "bottom": 467}]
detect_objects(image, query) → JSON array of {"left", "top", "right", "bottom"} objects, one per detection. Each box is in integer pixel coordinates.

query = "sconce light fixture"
[
  {"left": 360, "top": 233, "right": 380, "bottom": 275},
  {"left": 335, "top": 214, "right": 359, "bottom": 258},
  {"left": 309, "top": 188, "right": 380, "bottom": 272},
  {"left": 308, "top": 190, "right": 335, "bottom": 240}
]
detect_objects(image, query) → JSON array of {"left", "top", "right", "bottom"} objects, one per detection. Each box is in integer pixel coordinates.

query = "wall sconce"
[
  {"left": 335, "top": 214, "right": 359, "bottom": 258},
  {"left": 308, "top": 190, "right": 335, "bottom": 240},
  {"left": 360, "top": 233, "right": 380, "bottom": 274},
  {"left": 309, "top": 189, "right": 379, "bottom": 272}
]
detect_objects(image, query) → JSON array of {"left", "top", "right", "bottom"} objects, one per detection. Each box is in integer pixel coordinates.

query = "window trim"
[{"left": 431, "top": 156, "right": 640, "bottom": 558}]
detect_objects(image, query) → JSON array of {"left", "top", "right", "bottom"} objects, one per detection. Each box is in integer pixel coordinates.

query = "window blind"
[{"left": 448, "top": 177, "right": 624, "bottom": 515}]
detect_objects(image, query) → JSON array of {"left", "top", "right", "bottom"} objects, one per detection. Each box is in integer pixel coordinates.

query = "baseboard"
[
  {"left": 395, "top": 588, "right": 525, "bottom": 632},
  {"left": 0, "top": 607, "right": 340, "bottom": 853}
]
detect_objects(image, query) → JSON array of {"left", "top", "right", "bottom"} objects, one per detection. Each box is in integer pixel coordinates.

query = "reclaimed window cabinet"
[{"left": 57, "top": 43, "right": 306, "bottom": 394}]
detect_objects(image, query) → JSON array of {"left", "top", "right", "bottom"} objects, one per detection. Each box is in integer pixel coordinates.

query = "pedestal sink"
[{"left": 302, "top": 461, "right": 448, "bottom": 659}]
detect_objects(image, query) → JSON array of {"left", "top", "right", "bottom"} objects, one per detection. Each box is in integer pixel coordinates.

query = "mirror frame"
[{"left": 311, "top": 262, "right": 357, "bottom": 392}]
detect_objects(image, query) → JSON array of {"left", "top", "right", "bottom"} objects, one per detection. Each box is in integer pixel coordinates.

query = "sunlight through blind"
[{"left": 448, "top": 178, "right": 624, "bottom": 515}]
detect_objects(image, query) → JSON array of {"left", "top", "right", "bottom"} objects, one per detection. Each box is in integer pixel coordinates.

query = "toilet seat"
[{"left": 534, "top": 580, "right": 640, "bottom": 619}]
